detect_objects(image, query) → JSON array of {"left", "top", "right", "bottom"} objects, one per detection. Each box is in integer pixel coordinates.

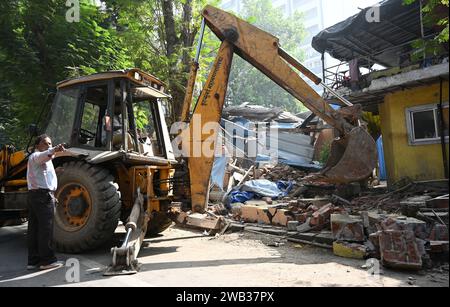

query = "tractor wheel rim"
[{"left": 56, "top": 183, "right": 92, "bottom": 232}]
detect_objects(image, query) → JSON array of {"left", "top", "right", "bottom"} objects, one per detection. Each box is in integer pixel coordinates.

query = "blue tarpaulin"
[
  {"left": 229, "top": 179, "right": 293, "bottom": 204},
  {"left": 210, "top": 156, "right": 229, "bottom": 191},
  {"left": 229, "top": 191, "right": 255, "bottom": 204},
  {"left": 377, "top": 136, "right": 387, "bottom": 181}
]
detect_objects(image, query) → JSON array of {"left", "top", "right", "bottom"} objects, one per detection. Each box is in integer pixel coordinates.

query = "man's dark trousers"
[{"left": 27, "top": 190, "right": 57, "bottom": 266}]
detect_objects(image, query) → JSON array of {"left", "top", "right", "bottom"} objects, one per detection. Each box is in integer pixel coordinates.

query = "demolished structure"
[{"left": 181, "top": 0, "right": 449, "bottom": 273}]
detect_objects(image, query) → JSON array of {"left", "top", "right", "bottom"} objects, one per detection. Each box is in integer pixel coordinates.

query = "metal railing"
[{"left": 321, "top": 35, "right": 449, "bottom": 92}]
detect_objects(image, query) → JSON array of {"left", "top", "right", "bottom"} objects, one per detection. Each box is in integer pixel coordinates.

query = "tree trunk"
[
  {"left": 181, "top": 0, "right": 194, "bottom": 69},
  {"left": 160, "top": 0, "right": 196, "bottom": 124},
  {"left": 161, "top": 0, "right": 178, "bottom": 57}
]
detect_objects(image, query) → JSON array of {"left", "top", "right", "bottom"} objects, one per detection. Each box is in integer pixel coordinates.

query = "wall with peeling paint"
[{"left": 379, "top": 81, "right": 449, "bottom": 186}]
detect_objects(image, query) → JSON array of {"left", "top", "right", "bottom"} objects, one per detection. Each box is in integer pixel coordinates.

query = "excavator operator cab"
[{"left": 43, "top": 69, "right": 173, "bottom": 159}]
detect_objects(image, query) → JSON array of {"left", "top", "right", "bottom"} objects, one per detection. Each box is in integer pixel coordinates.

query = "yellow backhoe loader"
[{"left": 0, "top": 6, "right": 376, "bottom": 275}]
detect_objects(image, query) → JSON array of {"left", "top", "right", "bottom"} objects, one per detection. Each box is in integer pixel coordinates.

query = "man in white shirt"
[{"left": 26, "top": 134, "right": 65, "bottom": 271}]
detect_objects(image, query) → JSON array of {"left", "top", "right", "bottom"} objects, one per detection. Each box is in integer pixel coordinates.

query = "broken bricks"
[
  {"left": 380, "top": 216, "right": 429, "bottom": 240},
  {"left": 271, "top": 209, "right": 291, "bottom": 227},
  {"left": 429, "top": 224, "right": 449, "bottom": 241},
  {"left": 239, "top": 203, "right": 294, "bottom": 227},
  {"left": 223, "top": 165, "right": 448, "bottom": 272},
  {"left": 331, "top": 214, "right": 365, "bottom": 242},
  {"left": 294, "top": 212, "right": 310, "bottom": 224},
  {"left": 429, "top": 241, "right": 450, "bottom": 254},
  {"left": 240, "top": 205, "right": 271, "bottom": 224},
  {"left": 310, "top": 203, "right": 333, "bottom": 227},
  {"left": 379, "top": 230, "right": 422, "bottom": 270}
]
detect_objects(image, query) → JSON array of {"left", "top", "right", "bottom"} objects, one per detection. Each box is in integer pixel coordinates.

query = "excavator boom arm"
[
  {"left": 184, "top": 6, "right": 377, "bottom": 212},
  {"left": 202, "top": 5, "right": 354, "bottom": 134}
]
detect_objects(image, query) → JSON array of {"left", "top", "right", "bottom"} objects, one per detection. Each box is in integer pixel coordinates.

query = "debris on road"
[{"left": 204, "top": 161, "right": 449, "bottom": 271}]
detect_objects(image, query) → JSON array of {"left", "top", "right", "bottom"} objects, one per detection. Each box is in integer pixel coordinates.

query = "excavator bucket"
[{"left": 311, "top": 127, "right": 377, "bottom": 184}]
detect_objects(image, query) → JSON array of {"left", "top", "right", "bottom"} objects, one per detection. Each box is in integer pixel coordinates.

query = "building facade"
[
  {"left": 379, "top": 80, "right": 449, "bottom": 184},
  {"left": 312, "top": 0, "right": 449, "bottom": 185}
]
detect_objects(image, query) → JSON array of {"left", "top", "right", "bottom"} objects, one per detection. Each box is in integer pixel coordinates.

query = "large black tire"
[
  {"left": 146, "top": 211, "right": 173, "bottom": 237},
  {"left": 54, "top": 161, "right": 121, "bottom": 253}
]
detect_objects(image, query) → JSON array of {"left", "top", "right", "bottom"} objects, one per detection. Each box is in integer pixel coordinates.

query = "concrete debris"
[
  {"left": 429, "top": 241, "right": 450, "bottom": 254},
  {"left": 429, "top": 224, "right": 449, "bottom": 241},
  {"left": 331, "top": 214, "right": 365, "bottom": 242},
  {"left": 245, "top": 225, "right": 288, "bottom": 237},
  {"left": 333, "top": 241, "right": 368, "bottom": 259},
  {"left": 287, "top": 221, "right": 300, "bottom": 231},
  {"left": 380, "top": 216, "right": 429, "bottom": 240},
  {"left": 426, "top": 195, "right": 449, "bottom": 209},
  {"left": 207, "top": 160, "right": 448, "bottom": 271},
  {"left": 331, "top": 194, "right": 352, "bottom": 207},
  {"left": 401, "top": 195, "right": 434, "bottom": 208},
  {"left": 174, "top": 211, "right": 225, "bottom": 233},
  {"left": 186, "top": 213, "right": 224, "bottom": 231},
  {"left": 310, "top": 203, "right": 334, "bottom": 228},
  {"left": 379, "top": 230, "right": 423, "bottom": 270},
  {"left": 240, "top": 205, "right": 271, "bottom": 224},
  {"left": 227, "top": 223, "right": 246, "bottom": 233},
  {"left": 211, "top": 204, "right": 228, "bottom": 216},
  {"left": 334, "top": 183, "right": 362, "bottom": 199},
  {"left": 287, "top": 231, "right": 334, "bottom": 247},
  {"left": 230, "top": 203, "right": 244, "bottom": 218},
  {"left": 176, "top": 211, "right": 189, "bottom": 225},
  {"left": 270, "top": 208, "right": 291, "bottom": 227},
  {"left": 296, "top": 219, "right": 313, "bottom": 233}
]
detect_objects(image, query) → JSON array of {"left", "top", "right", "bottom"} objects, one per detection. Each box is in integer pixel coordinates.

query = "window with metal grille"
[{"left": 406, "top": 103, "right": 449, "bottom": 145}]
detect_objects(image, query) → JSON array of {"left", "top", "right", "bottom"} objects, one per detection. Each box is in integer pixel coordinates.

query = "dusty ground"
[{"left": 0, "top": 223, "right": 448, "bottom": 287}]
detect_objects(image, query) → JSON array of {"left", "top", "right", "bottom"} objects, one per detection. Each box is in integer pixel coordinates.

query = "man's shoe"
[
  {"left": 39, "top": 261, "right": 64, "bottom": 271},
  {"left": 27, "top": 264, "right": 39, "bottom": 270}
]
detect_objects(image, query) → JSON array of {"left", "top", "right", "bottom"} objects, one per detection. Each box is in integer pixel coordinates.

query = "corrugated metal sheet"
[
  {"left": 222, "top": 113, "right": 315, "bottom": 167},
  {"left": 269, "top": 131, "right": 314, "bottom": 164}
]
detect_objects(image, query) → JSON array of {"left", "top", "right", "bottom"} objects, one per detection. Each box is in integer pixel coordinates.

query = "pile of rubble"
[
  {"left": 227, "top": 195, "right": 448, "bottom": 270},
  {"left": 211, "top": 163, "right": 448, "bottom": 271},
  {"left": 177, "top": 161, "right": 449, "bottom": 272},
  {"left": 257, "top": 164, "right": 309, "bottom": 182}
]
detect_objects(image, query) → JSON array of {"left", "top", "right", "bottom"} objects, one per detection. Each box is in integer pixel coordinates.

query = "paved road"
[{"left": 0, "top": 223, "right": 448, "bottom": 287}]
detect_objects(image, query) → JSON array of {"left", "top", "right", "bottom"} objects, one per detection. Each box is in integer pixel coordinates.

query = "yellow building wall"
[{"left": 379, "top": 81, "right": 449, "bottom": 185}]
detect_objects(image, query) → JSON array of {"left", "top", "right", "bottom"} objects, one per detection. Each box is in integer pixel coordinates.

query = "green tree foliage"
[
  {"left": 0, "top": 0, "right": 131, "bottom": 147},
  {"left": 0, "top": 0, "right": 219, "bottom": 146},
  {"left": 225, "top": 0, "right": 307, "bottom": 114},
  {"left": 107, "top": 0, "right": 220, "bottom": 124},
  {"left": 403, "top": 0, "right": 449, "bottom": 60},
  {"left": 0, "top": 0, "right": 308, "bottom": 148}
]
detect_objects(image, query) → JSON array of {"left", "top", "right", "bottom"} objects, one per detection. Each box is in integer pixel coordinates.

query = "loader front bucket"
[{"left": 311, "top": 127, "right": 377, "bottom": 184}]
